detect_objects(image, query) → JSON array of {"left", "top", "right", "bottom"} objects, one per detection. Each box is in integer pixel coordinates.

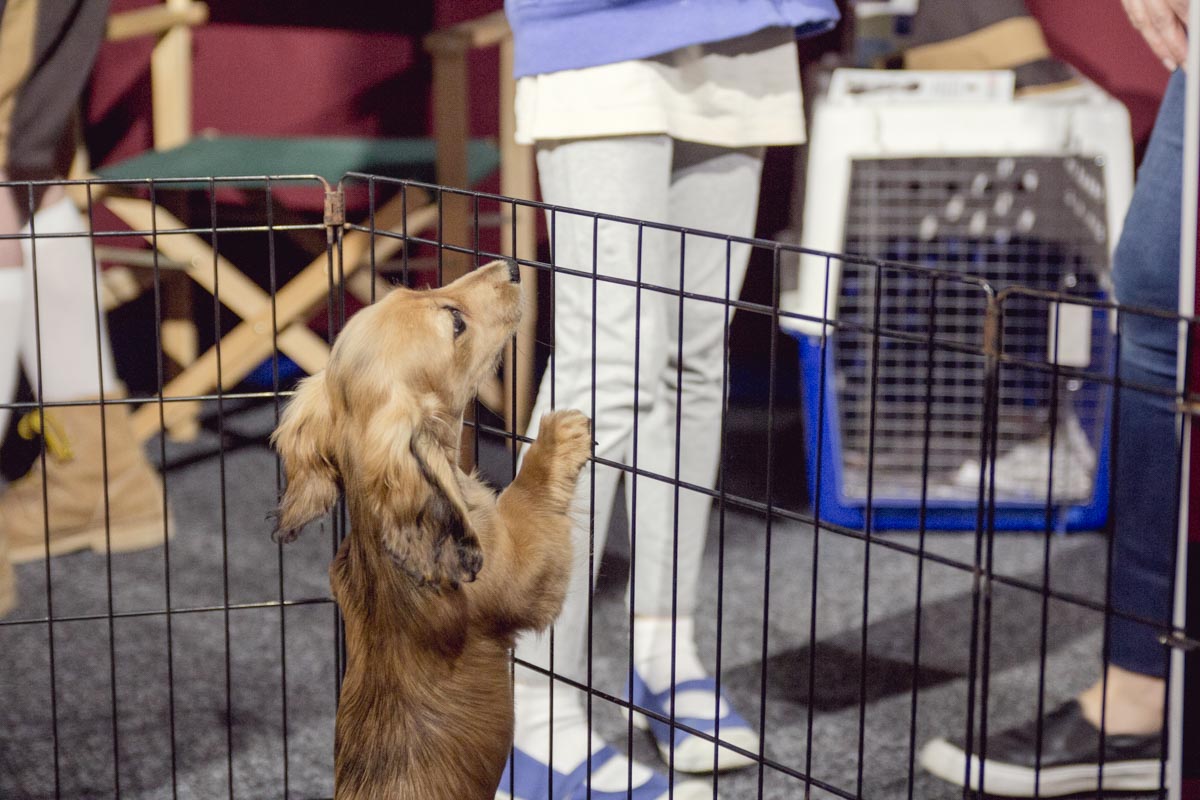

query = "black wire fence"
[{"left": 0, "top": 174, "right": 1195, "bottom": 799}]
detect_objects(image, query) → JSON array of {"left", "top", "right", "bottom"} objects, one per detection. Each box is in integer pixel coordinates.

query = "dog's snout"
[{"left": 505, "top": 259, "right": 521, "bottom": 284}]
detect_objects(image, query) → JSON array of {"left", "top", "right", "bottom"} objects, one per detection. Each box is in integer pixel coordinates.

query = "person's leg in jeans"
[
  {"left": 1081, "top": 66, "right": 1187, "bottom": 735},
  {"left": 919, "top": 69, "right": 1185, "bottom": 798}
]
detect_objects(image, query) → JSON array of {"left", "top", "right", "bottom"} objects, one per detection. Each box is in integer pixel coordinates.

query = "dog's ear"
[
  {"left": 271, "top": 372, "right": 339, "bottom": 541},
  {"left": 402, "top": 427, "right": 482, "bottom": 588},
  {"left": 359, "top": 399, "right": 482, "bottom": 589}
]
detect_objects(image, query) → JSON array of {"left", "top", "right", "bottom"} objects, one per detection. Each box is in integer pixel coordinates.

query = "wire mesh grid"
[
  {"left": 0, "top": 174, "right": 1194, "bottom": 799},
  {"left": 835, "top": 155, "right": 1112, "bottom": 505}
]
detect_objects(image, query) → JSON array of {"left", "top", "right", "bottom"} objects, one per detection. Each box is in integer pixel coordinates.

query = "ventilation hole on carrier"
[
  {"left": 919, "top": 215, "right": 939, "bottom": 241},
  {"left": 968, "top": 210, "right": 988, "bottom": 236},
  {"left": 1017, "top": 208, "right": 1036, "bottom": 232},
  {"left": 945, "top": 195, "right": 965, "bottom": 222},
  {"left": 994, "top": 191, "right": 1014, "bottom": 217}
]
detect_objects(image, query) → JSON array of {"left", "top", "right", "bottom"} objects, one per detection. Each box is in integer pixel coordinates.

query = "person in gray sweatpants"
[{"left": 499, "top": 3, "right": 838, "bottom": 793}]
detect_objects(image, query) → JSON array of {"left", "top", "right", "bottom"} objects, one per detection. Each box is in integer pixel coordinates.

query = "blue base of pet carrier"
[{"left": 793, "top": 333, "right": 1110, "bottom": 533}]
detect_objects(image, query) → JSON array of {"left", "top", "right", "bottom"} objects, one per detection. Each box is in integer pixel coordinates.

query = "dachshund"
[{"left": 271, "top": 259, "right": 591, "bottom": 800}]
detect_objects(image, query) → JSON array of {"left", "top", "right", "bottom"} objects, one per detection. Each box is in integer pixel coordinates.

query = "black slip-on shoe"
[{"left": 919, "top": 701, "right": 1163, "bottom": 797}]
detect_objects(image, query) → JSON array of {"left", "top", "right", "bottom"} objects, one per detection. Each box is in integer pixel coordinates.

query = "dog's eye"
[{"left": 447, "top": 307, "right": 466, "bottom": 338}]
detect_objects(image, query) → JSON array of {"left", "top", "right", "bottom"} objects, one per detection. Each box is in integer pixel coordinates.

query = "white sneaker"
[{"left": 954, "top": 412, "right": 1097, "bottom": 502}]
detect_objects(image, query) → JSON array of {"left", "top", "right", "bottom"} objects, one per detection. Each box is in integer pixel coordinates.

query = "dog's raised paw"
[{"left": 534, "top": 409, "right": 592, "bottom": 475}]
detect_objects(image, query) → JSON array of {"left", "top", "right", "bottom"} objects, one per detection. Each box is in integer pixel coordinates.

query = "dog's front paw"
[{"left": 528, "top": 410, "right": 592, "bottom": 485}]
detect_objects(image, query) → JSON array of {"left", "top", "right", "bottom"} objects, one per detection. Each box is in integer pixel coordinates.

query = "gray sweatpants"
[{"left": 513, "top": 135, "right": 764, "bottom": 684}]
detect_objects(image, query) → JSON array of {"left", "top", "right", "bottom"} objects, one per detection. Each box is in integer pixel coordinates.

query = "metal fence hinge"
[
  {"left": 324, "top": 188, "right": 346, "bottom": 229},
  {"left": 1158, "top": 631, "right": 1200, "bottom": 652},
  {"left": 982, "top": 301, "right": 1002, "bottom": 359}
]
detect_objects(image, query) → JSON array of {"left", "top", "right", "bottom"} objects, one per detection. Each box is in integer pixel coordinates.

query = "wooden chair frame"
[{"left": 85, "top": 3, "right": 537, "bottom": 444}]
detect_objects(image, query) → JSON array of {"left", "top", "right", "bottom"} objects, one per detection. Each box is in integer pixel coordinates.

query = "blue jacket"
[{"left": 506, "top": 0, "right": 841, "bottom": 78}]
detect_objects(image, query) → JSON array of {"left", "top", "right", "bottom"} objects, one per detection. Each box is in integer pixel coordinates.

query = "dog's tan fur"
[{"left": 271, "top": 260, "right": 589, "bottom": 800}]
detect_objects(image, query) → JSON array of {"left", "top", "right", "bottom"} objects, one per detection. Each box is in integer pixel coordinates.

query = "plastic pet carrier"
[{"left": 781, "top": 70, "right": 1134, "bottom": 531}]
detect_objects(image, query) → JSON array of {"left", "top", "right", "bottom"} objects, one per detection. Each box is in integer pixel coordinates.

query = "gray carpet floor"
[{"left": 0, "top": 401, "right": 1142, "bottom": 799}]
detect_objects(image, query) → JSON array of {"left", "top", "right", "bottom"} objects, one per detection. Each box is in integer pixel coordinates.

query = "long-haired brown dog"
[{"left": 271, "top": 259, "right": 590, "bottom": 799}]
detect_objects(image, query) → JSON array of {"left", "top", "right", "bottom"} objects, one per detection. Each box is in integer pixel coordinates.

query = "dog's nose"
[{"left": 505, "top": 259, "right": 521, "bottom": 284}]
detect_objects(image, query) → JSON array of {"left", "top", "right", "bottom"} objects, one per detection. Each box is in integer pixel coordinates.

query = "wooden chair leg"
[
  {"left": 161, "top": 270, "right": 200, "bottom": 441},
  {"left": 431, "top": 49, "right": 474, "bottom": 285},
  {"left": 499, "top": 34, "right": 539, "bottom": 441},
  {"left": 346, "top": 269, "right": 392, "bottom": 306}
]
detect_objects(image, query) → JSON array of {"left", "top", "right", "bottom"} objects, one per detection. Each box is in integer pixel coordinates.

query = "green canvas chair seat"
[{"left": 96, "top": 134, "right": 502, "bottom": 187}]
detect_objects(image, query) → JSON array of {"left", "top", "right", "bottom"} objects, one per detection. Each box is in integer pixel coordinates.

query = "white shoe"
[{"left": 954, "top": 412, "right": 1097, "bottom": 501}]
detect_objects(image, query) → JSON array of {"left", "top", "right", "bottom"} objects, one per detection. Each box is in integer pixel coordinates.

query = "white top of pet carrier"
[
  {"left": 514, "top": 27, "right": 806, "bottom": 147},
  {"left": 781, "top": 69, "right": 1134, "bottom": 338}
]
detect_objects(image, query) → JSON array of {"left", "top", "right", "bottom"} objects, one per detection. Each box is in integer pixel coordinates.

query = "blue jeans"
[{"left": 1108, "top": 69, "right": 1185, "bottom": 679}]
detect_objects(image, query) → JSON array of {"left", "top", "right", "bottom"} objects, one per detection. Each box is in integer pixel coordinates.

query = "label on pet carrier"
[
  {"left": 1047, "top": 301, "right": 1093, "bottom": 368},
  {"left": 827, "top": 69, "right": 1015, "bottom": 105}
]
